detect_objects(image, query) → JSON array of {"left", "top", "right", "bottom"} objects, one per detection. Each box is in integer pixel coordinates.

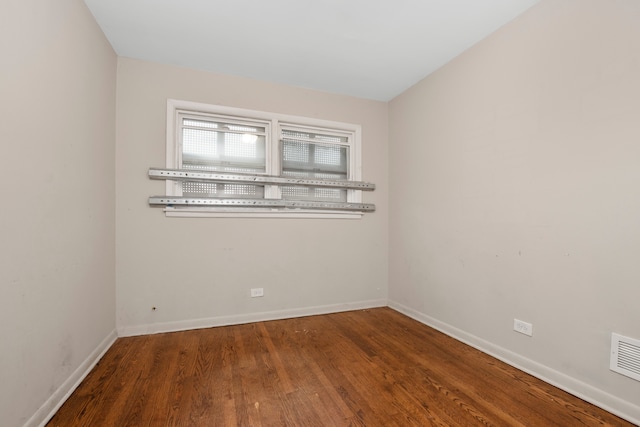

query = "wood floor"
[{"left": 47, "top": 308, "right": 634, "bottom": 426}]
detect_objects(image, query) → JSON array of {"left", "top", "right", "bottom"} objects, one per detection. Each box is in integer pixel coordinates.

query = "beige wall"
[
  {"left": 0, "top": 0, "right": 117, "bottom": 426},
  {"left": 389, "top": 0, "right": 640, "bottom": 421},
  {"left": 115, "top": 58, "right": 388, "bottom": 335}
]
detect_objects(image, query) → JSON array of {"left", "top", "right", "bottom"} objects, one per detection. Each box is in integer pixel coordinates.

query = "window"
[
  {"left": 179, "top": 114, "right": 268, "bottom": 199},
  {"left": 150, "top": 99, "right": 374, "bottom": 218},
  {"left": 280, "top": 127, "right": 349, "bottom": 202}
]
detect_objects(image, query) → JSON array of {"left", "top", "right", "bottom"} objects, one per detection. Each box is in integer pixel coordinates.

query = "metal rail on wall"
[
  {"left": 148, "top": 168, "right": 375, "bottom": 190},
  {"left": 148, "top": 168, "right": 376, "bottom": 212},
  {"left": 148, "top": 196, "right": 375, "bottom": 212}
]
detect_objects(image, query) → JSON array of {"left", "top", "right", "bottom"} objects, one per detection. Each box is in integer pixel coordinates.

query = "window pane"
[
  {"left": 223, "top": 132, "right": 259, "bottom": 158},
  {"left": 183, "top": 118, "right": 218, "bottom": 129},
  {"left": 314, "top": 144, "right": 343, "bottom": 165},
  {"left": 281, "top": 128, "right": 349, "bottom": 202},
  {"left": 180, "top": 116, "right": 267, "bottom": 198},
  {"left": 282, "top": 140, "right": 309, "bottom": 163},
  {"left": 183, "top": 128, "right": 217, "bottom": 160},
  {"left": 281, "top": 140, "right": 348, "bottom": 175},
  {"left": 181, "top": 117, "right": 266, "bottom": 174}
]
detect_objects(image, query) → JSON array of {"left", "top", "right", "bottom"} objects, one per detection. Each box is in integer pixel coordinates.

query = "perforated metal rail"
[
  {"left": 148, "top": 196, "right": 375, "bottom": 212},
  {"left": 149, "top": 168, "right": 375, "bottom": 190}
]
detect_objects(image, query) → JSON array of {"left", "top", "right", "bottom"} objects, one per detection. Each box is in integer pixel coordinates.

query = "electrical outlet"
[
  {"left": 514, "top": 319, "right": 533, "bottom": 336},
  {"left": 250, "top": 288, "right": 264, "bottom": 298}
]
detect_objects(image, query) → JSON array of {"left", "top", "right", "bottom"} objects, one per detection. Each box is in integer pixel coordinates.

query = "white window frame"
[{"left": 164, "top": 99, "right": 364, "bottom": 219}]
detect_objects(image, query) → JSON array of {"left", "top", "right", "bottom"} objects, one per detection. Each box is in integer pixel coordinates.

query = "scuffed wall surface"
[
  {"left": 389, "top": 0, "right": 640, "bottom": 420},
  {"left": 0, "top": 0, "right": 116, "bottom": 425},
  {"left": 115, "top": 58, "right": 389, "bottom": 333}
]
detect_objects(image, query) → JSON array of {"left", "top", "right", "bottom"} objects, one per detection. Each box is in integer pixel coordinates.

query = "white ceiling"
[{"left": 83, "top": 0, "right": 538, "bottom": 101}]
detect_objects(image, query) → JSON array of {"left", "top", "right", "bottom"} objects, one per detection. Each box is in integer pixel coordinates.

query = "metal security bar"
[
  {"left": 148, "top": 168, "right": 375, "bottom": 190},
  {"left": 149, "top": 196, "right": 375, "bottom": 212}
]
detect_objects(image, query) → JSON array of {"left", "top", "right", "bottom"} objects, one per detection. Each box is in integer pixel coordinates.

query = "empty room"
[{"left": 2, "top": 0, "right": 639, "bottom": 425}]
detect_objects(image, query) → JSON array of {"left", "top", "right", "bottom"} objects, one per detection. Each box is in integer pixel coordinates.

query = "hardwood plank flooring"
[{"left": 47, "top": 308, "right": 634, "bottom": 426}]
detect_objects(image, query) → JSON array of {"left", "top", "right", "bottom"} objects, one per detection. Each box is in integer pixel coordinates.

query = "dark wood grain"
[{"left": 47, "top": 308, "right": 634, "bottom": 426}]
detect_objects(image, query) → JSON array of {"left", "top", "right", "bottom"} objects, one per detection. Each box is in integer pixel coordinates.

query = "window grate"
[
  {"left": 281, "top": 127, "right": 349, "bottom": 202},
  {"left": 155, "top": 100, "right": 374, "bottom": 216},
  {"left": 181, "top": 116, "right": 266, "bottom": 174}
]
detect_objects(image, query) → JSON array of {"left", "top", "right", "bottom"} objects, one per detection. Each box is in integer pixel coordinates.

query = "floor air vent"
[{"left": 610, "top": 333, "right": 640, "bottom": 382}]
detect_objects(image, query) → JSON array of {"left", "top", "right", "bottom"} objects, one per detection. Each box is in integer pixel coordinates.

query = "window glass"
[
  {"left": 181, "top": 117, "right": 266, "bottom": 174},
  {"left": 180, "top": 116, "right": 267, "bottom": 198},
  {"left": 281, "top": 128, "right": 349, "bottom": 202}
]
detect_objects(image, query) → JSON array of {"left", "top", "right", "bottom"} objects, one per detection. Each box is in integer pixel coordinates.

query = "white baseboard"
[
  {"left": 387, "top": 300, "right": 640, "bottom": 426},
  {"left": 24, "top": 329, "right": 118, "bottom": 427},
  {"left": 117, "top": 299, "right": 388, "bottom": 337}
]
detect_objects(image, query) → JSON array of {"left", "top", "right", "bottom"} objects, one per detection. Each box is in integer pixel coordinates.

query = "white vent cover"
[{"left": 610, "top": 333, "right": 640, "bottom": 382}]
